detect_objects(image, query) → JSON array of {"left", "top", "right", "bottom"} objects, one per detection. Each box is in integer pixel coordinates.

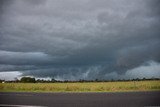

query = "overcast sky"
[{"left": 0, "top": 0, "right": 160, "bottom": 80}]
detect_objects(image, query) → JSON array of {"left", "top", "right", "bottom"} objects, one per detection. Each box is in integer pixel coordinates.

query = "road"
[{"left": 0, "top": 91, "right": 160, "bottom": 107}]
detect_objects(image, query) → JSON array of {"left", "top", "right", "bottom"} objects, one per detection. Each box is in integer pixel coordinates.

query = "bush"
[{"left": 20, "top": 77, "right": 36, "bottom": 83}]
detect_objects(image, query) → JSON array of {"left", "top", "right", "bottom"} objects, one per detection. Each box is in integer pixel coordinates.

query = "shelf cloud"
[{"left": 0, "top": 0, "right": 160, "bottom": 80}]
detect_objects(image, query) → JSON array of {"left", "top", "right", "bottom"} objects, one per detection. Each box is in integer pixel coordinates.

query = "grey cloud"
[
  {"left": 0, "top": 64, "right": 36, "bottom": 71},
  {"left": 0, "top": 50, "right": 53, "bottom": 65},
  {"left": 104, "top": 61, "right": 160, "bottom": 80},
  {"left": 0, "top": 0, "right": 160, "bottom": 80}
]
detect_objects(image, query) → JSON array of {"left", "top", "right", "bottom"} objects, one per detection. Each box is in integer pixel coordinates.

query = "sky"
[{"left": 0, "top": 0, "right": 160, "bottom": 81}]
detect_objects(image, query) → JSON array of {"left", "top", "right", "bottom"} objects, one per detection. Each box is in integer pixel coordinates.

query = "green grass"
[{"left": 0, "top": 80, "right": 160, "bottom": 92}]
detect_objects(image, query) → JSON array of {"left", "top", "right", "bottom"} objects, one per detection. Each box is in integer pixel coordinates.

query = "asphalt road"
[{"left": 0, "top": 91, "right": 160, "bottom": 107}]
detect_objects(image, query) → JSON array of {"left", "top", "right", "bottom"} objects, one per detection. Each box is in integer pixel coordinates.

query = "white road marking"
[{"left": 0, "top": 104, "right": 47, "bottom": 107}]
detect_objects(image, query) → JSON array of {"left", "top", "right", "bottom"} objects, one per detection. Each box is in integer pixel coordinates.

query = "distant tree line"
[{"left": 0, "top": 77, "right": 160, "bottom": 83}]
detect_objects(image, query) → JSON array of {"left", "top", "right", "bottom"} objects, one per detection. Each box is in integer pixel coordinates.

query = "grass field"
[{"left": 0, "top": 80, "right": 160, "bottom": 92}]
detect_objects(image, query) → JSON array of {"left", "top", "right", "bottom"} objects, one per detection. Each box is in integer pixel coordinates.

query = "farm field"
[{"left": 0, "top": 80, "right": 160, "bottom": 92}]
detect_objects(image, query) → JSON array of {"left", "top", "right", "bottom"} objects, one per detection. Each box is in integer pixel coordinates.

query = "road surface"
[{"left": 0, "top": 91, "right": 160, "bottom": 107}]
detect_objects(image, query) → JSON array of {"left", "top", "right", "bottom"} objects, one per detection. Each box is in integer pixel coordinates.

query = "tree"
[
  {"left": 95, "top": 79, "right": 99, "bottom": 82},
  {"left": 51, "top": 78, "right": 56, "bottom": 82},
  {"left": 20, "top": 77, "right": 36, "bottom": 83}
]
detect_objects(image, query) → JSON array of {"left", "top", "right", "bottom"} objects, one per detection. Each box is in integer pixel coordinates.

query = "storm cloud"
[{"left": 0, "top": 0, "right": 160, "bottom": 80}]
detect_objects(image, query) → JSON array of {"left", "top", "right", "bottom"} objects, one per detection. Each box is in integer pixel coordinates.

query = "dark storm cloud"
[
  {"left": 0, "top": 0, "right": 160, "bottom": 80},
  {"left": 0, "top": 50, "right": 53, "bottom": 65}
]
